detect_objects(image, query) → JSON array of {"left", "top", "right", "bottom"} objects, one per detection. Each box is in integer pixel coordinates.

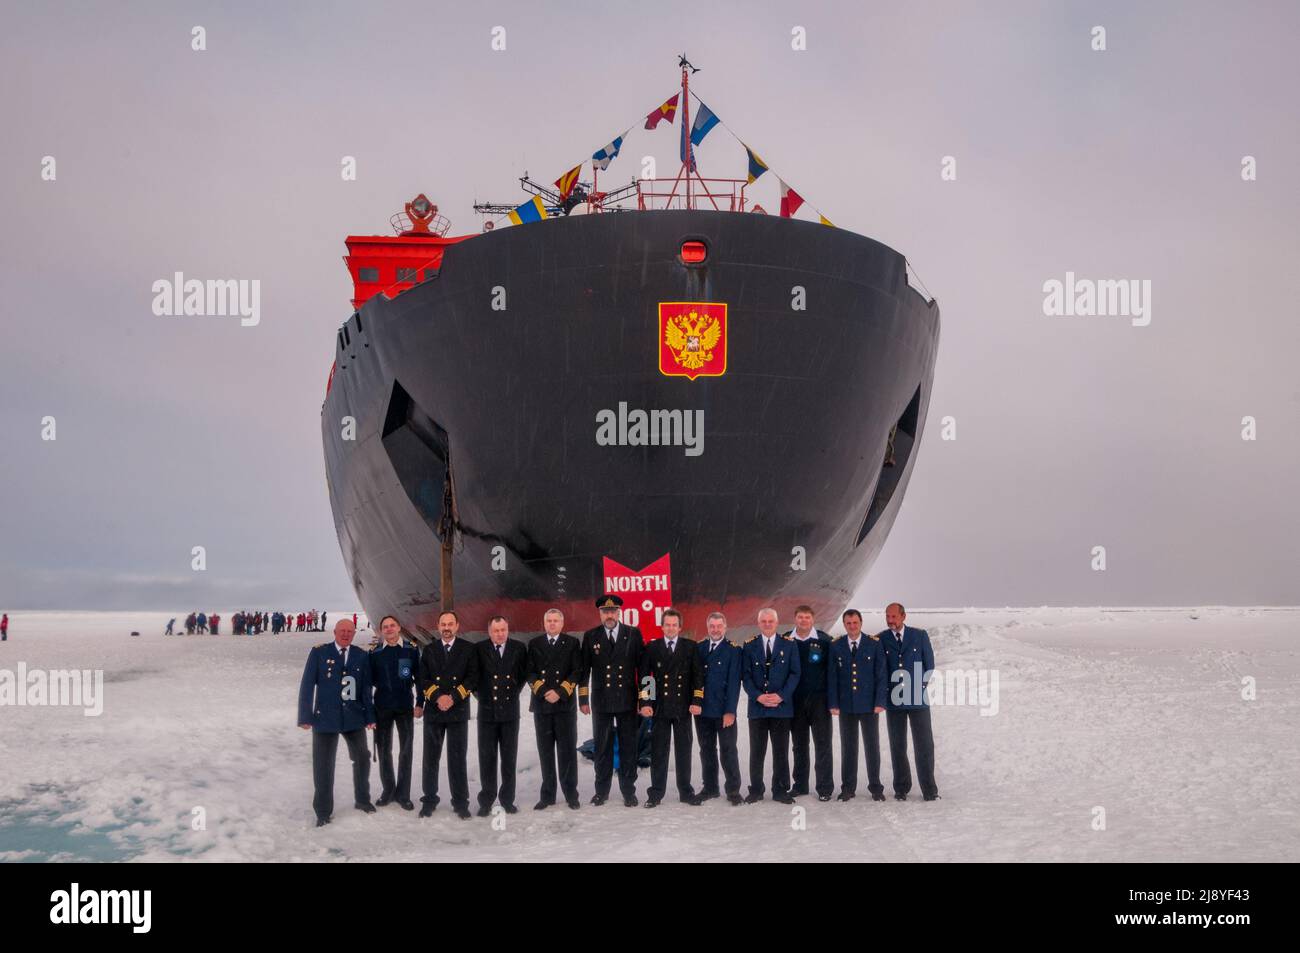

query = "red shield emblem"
[{"left": 659, "top": 302, "right": 727, "bottom": 380}]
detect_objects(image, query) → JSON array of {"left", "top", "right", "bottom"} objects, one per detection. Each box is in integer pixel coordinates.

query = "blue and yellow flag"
[
  {"left": 508, "top": 195, "right": 548, "bottom": 225},
  {"left": 745, "top": 145, "right": 769, "bottom": 185}
]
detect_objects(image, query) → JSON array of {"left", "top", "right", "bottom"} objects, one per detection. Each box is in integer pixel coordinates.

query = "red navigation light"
[{"left": 680, "top": 240, "right": 707, "bottom": 263}]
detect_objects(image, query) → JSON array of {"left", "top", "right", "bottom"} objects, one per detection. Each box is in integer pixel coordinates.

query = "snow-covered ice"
[{"left": 0, "top": 607, "right": 1296, "bottom": 862}]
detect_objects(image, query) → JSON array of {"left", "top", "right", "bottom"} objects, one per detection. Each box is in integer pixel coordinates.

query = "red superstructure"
[{"left": 343, "top": 193, "right": 473, "bottom": 309}]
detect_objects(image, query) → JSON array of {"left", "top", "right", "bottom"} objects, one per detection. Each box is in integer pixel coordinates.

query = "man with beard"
[{"left": 580, "top": 595, "right": 645, "bottom": 807}]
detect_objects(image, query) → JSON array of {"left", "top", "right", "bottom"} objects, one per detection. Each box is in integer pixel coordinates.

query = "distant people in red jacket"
[{"left": 1, "top": 613, "right": 8, "bottom": 641}]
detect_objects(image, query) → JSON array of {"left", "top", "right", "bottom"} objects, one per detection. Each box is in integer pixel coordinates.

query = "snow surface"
[{"left": 0, "top": 607, "right": 1296, "bottom": 862}]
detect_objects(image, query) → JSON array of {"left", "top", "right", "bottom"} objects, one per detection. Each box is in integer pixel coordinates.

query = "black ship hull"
[{"left": 323, "top": 210, "right": 939, "bottom": 640}]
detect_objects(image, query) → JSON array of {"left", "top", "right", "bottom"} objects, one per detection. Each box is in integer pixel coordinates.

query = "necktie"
[
  {"left": 444, "top": 641, "right": 452, "bottom": 655},
  {"left": 765, "top": 639, "right": 772, "bottom": 662},
  {"left": 549, "top": 638, "right": 556, "bottom": 648},
  {"left": 341, "top": 647, "right": 347, "bottom": 667},
  {"left": 667, "top": 639, "right": 674, "bottom": 654},
  {"left": 497, "top": 644, "right": 504, "bottom": 658},
  {"left": 851, "top": 640, "right": 858, "bottom": 657},
  {"left": 709, "top": 640, "right": 717, "bottom": 653}
]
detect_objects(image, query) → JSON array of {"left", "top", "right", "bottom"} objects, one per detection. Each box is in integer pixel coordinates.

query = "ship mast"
[
  {"left": 681, "top": 58, "right": 692, "bottom": 207},
  {"left": 477, "top": 54, "right": 752, "bottom": 218}
]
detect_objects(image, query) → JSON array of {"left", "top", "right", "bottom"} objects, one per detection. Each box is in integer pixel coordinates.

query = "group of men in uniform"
[{"left": 297, "top": 596, "right": 939, "bottom": 826}]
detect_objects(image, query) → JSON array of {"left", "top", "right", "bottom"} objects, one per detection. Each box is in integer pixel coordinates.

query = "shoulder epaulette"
[
  {"left": 316, "top": 642, "right": 330, "bottom": 650},
  {"left": 868, "top": 634, "right": 880, "bottom": 641},
  {"left": 744, "top": 636, "right": 757, "bottom": 644},
  {"left": 781, "top": 634, "right": 794, "bottom": 640}
]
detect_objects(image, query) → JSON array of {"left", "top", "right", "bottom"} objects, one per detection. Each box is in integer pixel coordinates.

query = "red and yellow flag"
[
  {"left": 644, "top": 93, "right": 679, "bottom": 130},
  {"left": 554, "top": 164, "right": 582, "bottom": 201}
]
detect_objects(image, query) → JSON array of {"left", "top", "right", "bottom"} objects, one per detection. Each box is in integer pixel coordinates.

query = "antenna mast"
[{"left": 681, "top": 57, "right": 692, "bottom": 207}]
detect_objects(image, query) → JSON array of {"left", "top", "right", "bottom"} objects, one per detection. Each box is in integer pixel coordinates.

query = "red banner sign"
[{"left": 601, "top": 553, "right": 673, "bottom": 639}]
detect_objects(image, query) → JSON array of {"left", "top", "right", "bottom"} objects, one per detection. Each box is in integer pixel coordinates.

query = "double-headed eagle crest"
[{"left": 663, "top": 309, "right": 722, "bottom": 371}]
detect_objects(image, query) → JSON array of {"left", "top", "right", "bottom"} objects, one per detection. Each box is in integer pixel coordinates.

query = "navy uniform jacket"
[
  {"left": 826, "top": 634, "right": 888, "bottom": 714},
  {"left": 786, "top": 629, "right": 832, "bottom": 702},
  {"left": 877, "top": 626, "right": 935, "bottom": 710},
  {"left": 580, "top": 623, "right": 645, "bottom": 714},
  {"left": 526, "top": 632, "right": 583, "bottom": 713},
  {"left": 641, "top": 636, "right": 705, "bottom": 717},
  {"left": 418, "top": 638, "right": 480, "bottom": 723},
  {"left": 474, "top": 639, "right": 528, "bottom": 722},
  {"left": 741, "top": 635, "right": 801, "bottom": 719},
  {"left": 298, "top": 642, "right": 376, "bottom": 733},
  {"left": 369, "top": 642, "right": 419, "bottom": 712},
  {"left": 696, "top": 638, "right": 741, "bottom": 719}
]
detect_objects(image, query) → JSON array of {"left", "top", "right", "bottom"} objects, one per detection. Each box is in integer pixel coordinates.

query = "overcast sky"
[{"left": 1, "top": 0, "right": 1296, "bottom": 612}]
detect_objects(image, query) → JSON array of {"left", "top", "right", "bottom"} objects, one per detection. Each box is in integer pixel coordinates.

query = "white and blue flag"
[{"left": 592, "top": 135, "right": 625, "bottom": 171}]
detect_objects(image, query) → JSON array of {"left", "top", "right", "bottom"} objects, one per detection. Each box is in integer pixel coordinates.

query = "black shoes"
[
  {"left": 590, "top": 794, "right": 607, "bottom": 806},
  {"left": 315, "top": 816, "right": 331, "bottom": 827},
  {"left": 398, "top": 800, "right": 415, "bottom": 811},
  {"left": 355, "top": 801, "right": 377, "bottom": 814},
  {"left": 894, "top": 793, "right": 908, "bottom": 801},
  {"left": 871, "top": 793, "right": 887, "bottom": 802},
  {"left": 566, "top": 799, "right": 581, "bottom": 810},
  {"left": 682, "top": 794, "right": 703, "bottom": 806},
  {"left": 418, "top": 804, "right": 435, "bottom": 818},
  {"left": 534, "top": 800, "right": 552, "bottom": 811},
  {"left": 454, "top": 807, "right": 472, "bottom": 819},
  {"left": 817, "top": 794, "right": 832, "bottom": 802},
  {"left": 727, "top": 793, "right": 745, "bottom": 806},
  {"left": 645, "top": 798, "right": 660, "bottom": 808},
  {"left": 924, "top": 794, "right": 941, "bottom": 802},
  {"left": 698, "top": 791, "right": 720, "bottom": 802},
  {"left": 791, "top": 786, "right": 809, "bottom": 797},
  {"left": 837, "top": 791, "right": 855, "bottom": 802},
  {"left": 375, "top": 793, "right": 394, "bottom": 807},
  {"left": 623, "top": 795, "right": 639, "bottom": 807},
  {"left": 502, "top": 804, "right": 519, "bottom": 814},
  {"left": 773, "top": 793, "right": 796, "bottom": 804},
  {"left": 476, "top": 805, "right": 492, "bottom": 817},
  {"left": 744, "top": 792, "right": 764, "bottom": 804}
]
